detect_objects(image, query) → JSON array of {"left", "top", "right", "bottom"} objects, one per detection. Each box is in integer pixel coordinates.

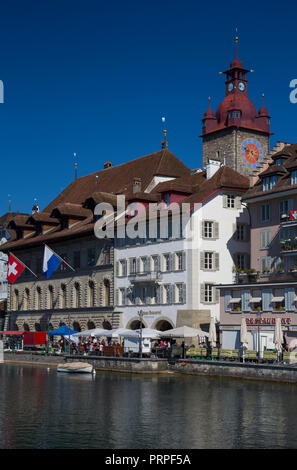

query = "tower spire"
[
  {"left": 161, "top": 116, "right": 168, "bottom": 149},
  {"left": 74, "top": 152, "right": 78, "bottom": 180}
]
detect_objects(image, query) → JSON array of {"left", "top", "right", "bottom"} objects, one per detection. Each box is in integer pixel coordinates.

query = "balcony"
[{"left": 128, "top": 271, "right": 162, "bottom": 284}]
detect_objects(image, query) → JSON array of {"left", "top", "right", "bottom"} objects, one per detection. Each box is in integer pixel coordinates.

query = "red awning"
[{"left": 0, "top": 331, "right": 26, "bottom": 336}]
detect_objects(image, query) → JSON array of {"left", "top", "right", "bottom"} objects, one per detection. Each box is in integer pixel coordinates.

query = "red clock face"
[{"left": 244, "top": 143, "right": 260, "bottom": 164}]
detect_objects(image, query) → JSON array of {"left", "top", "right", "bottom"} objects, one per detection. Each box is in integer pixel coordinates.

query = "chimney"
[
  {"left": 206, "top": 159, "right": 222, "bottom": 180},
  {"left": 133, "top": 177, "right": 142, "bottom": 194},
  {"left": 104, "top": 161, "right": 112, "bottom": 169}
]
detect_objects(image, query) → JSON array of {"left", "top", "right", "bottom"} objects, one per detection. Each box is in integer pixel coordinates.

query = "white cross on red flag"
[{"left": 7, "top": 253, "right": 25, "bottom": 284}]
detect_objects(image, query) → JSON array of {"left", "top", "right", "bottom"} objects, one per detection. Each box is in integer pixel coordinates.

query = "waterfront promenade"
[{"left": 4, "top": 350, "right": 297, "bottom": 384}]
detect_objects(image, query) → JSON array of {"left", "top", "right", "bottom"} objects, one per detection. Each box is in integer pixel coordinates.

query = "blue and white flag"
[{"left": 43, "top": 245, "right": 61, "bottom": 279}]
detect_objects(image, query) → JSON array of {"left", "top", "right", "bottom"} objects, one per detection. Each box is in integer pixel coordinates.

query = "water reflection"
[{"left": 1, "top": 364, "right": 297, "bottom": 449}]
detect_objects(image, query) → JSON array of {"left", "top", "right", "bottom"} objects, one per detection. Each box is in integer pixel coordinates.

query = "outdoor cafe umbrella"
[
  {"left": 123, "top": 328, "right": 162, "bottom": 339},
  {"left": 240, "top": 317, "right": 249, "bottom": 362},
  {"left": 161, "top": 326, "right": 209, "bottom": 338},
  {"left": 48, "top": 325, "right": 78, "bottom": 336},
  {"left": 274, "top": 318, "right": 284, "bottom": 361},
  {"left": 104, "top": 328, "right": 139, "bottom": 338},
  {"left": 208, "top": 317, "right": 217, "bottom": 348},
  {"left": 72, "top": 328, "right": 111, "bottom": 338}
]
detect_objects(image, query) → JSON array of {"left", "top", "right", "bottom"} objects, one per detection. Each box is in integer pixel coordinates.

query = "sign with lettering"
[{"left": 246, "top": 318, "right": 291, "bottom": 325}]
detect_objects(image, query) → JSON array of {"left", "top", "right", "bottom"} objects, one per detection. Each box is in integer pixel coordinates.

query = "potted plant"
[
  {"left": 235, "top": 306, "right": 241, "bottom": 312},
  {"left": 257, "top": 305, "right": 262, "bottom": 311},
  {"left": 279, "top": 305, "right": 284, "bottom": 311},
  {"left": 277, "top": 266, "right": 284, "bottom": 273},
  {"left": 263, "top": 267, "right": 270, "bottom": 274}
]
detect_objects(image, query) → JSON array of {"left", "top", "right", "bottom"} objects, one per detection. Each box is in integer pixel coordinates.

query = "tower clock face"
[
  {"left": 241, "top": 139, "right": 263, "bottom": 168},
  {"left": 238, "top": 81, "right": 246, "bottom": 92}
]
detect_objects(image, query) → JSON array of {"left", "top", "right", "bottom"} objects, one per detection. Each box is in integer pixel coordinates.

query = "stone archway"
[
  {"left": 73, "top": 321, "right": 81, "bottom": 332},
  {"left": 152, "top": 317, "right": 174, "bottom": 331},
  {"left": 23, "top": 323, "right": 30, "bottom": 332},
  {"left": 102, "top": 320, "right": 112, "bottom": 330},
  {"left": 87, "top": 320, "right": 96, "bottom": 330},
  {"left": 126, "top": 317, "right": 148, "bottom": 330}
]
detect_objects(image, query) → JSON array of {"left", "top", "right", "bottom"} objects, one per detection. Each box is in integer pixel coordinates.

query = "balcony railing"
[{"left": 128, "top": 271, "right": 162, "bottom": 284}]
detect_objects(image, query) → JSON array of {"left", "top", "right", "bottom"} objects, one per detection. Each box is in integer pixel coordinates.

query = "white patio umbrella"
[
  {"left": 274, "top": 318, "right": 284, "bottom": 361},
  {"left": 124, "top": 328, "right": 162, "bottom": 339},
  {"left": 161, "top": 326, "right": 209, "bottom": 338},
  {"left": 208, "top": 317, "right": 217, "bottom": 348},
  {"left": 104, "top": 328, "right": 139, "bottom": 338},
  {"left": 72, "top": 328, "right": 110, "bottom": 337},
  {"left": 240, "top": 317, "right": 249, "bottom": 362}
]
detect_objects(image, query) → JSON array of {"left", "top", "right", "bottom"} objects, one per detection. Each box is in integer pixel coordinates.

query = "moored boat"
[{"left": 57, "top": 361, "right": 94, "bottom": 373}]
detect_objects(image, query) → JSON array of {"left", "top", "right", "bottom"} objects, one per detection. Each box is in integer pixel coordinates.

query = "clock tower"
[{"left": 201, "top": 37, "right": 272, "bottom": 180}]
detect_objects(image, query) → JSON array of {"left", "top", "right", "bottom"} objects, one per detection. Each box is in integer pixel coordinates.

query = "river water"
[{"left": 0, "top": 363, "right": 296, "bottom": 449}]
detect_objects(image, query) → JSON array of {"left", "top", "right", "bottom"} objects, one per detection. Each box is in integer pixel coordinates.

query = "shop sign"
[{"left": 246, "top": 318, "right": 291, "bottom": 325}]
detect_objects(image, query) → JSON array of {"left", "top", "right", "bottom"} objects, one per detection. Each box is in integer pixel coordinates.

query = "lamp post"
[
  {"left": 68, "top": 310, "right": 71, "bottom": 356},
  {"left": 138, "top": 310, "right": 143, "bottom": 359}
]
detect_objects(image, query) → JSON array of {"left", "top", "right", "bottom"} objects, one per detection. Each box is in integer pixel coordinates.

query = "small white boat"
[{"left": 57, "top": 361, "right": 94, "bottom": 374}]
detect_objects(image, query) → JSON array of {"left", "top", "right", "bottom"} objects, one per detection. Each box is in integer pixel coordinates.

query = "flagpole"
[
  {"left": 44, "top": 244, "right": 76, "bottom": 272},
  {"left": 9, "top": 252, "right": 38, "bottom": 278}
]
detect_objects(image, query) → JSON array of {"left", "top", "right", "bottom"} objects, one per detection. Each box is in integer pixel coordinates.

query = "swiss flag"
[{"left": 7, "top": 253, "right": 25, "bottom": 284}]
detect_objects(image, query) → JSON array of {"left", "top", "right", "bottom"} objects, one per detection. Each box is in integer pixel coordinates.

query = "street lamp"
[{"left": 138, "top": 310, "right": 143, "bottom": 359}]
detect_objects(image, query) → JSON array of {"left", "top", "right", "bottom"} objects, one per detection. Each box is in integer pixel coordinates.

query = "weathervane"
[{"left": 161, "top": 116, "right": 168, "bottom": 149}]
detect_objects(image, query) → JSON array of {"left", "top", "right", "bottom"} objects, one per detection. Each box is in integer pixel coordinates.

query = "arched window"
[
  {"left": 130, "top": 319, "right": 145, "bottom": 330},
  {"left": 155, "top": 320, "right": 173, "bottom": 331},
  {"left": 103, "top": 279, "right": 111, "bottom": 306},
  {"left": 36, "top": 287, "right": 42, "bottom": 310},
  {"left": 35, "top": 323, "right": 41, "bottom": 332},
  {"left": 61, "top": 284, "right": 67, "bottom": 309},
  {"left": 13, "top": 289, "right": 19, "bottom": 311},
  {"left": 88, "top": 281, "right": 95, "bottom": 307},
  {"left": 87, "top": 320, "right": 96, "bottom": 330},
  {"left": 23, "top": 288, "right": 30, "bottom": 310},
  {"left": 102, "top": 320, "right": 112, "bottom": 330},
  {"left": 73, "top": 321, "right": 81, "bottom": 332},
  {"left": 74, "top": 283, "right": 81, "bottom": 308},
  {"left": 23, "top": 322, "right": 30, "bottom": 332},
  {"left": 48, "top": 285, "right": 54, "bottom": 309}
]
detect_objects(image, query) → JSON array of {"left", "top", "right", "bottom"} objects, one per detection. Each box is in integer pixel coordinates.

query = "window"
[
  {"left": 236, "top": 224, "right": 247, "bottom": 241},
  {"left": 279, "top": 199, "right": 293, "bottom": 220},
  {"left": 227, "top": 195, "right": 235, "bottom": 208},
  {"left": 130, "top": 258, "right": 137, "bottom": 274},
  {"left": 74, "top": 283, "right": 80, "bottom": 308},
  {"left": 164, "top": 285, "right": 171, "bottom": 304},
  {"left": 260, "top": 230, "right": 271, "bottom": 249},
  {"left": 261, "top": 256, "right": 272, "bottom": 274},
  {"left": 261, "top": 204, "right": 270, "bottom": 222},
  {"left": 119, "top": 288, "right": 125, "bottom": 306},
  {"left": 61, "top": 284, "right": 66, "bottom": 309},
  {"left": 87, "top": 248, "right": 96, "bottom": 267},
  {"left": 291, "top": 170, "right": 297, "bottom": 185},
  {"left": 163, "top": 254, "right": 170, "bottom": 272},
  {"left": 204, "top": 284, "right": 214, "bottom": 303},
  {"left": 204, "top": 252, "right": 213, "bottom": 270},
  {"left": 176, "top": 252, "right": 183, "bottom": 270},
  {"left": 48, "top": 285, "right": 54, "bottom": 309},
  {"left": 152, "top": 255, "right": 159, "bottom": 273},
  {"left": 263, "top": 175, "right": 277, "bottom": 191},
  {"left": 236, "top": 253, "right": 248, "bottom": 270},
  {"left": 73, "top": 251, "right": 81, "bottom": 269},
  {"left": 88, "top": 281, "right": 95, "bottom": 307},
  {"left": 176, "top": 284, "right": 183, "bottom": 303},
  {"left": 203, "top": 221, "right": 213, "bottom": 238},
  {"left": 36, "top": 287, "right": 42, "bottom": 310},
  {"left": 164, "top": 193, "right": 170, "bottom": 207},
  {"left": 23, "top": 289, "right": 30, "bottom": 310},
  {"left": 275, "top": 159, "right": 283, "bottom": 166},
  {"left": 118, "top": 259, "right": 127, "bottom": 277}
]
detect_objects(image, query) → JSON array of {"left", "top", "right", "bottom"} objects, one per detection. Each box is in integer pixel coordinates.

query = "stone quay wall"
[
  {"left": 171, "top": 359, "right": 297, "bottom": 383},
  {"left": 4, "top": 352, "right": 297, "bottom": 382}
]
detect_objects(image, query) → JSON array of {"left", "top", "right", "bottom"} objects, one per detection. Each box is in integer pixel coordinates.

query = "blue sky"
[{"left": 0, "top": 0, "right": 296, "bottom": 215}]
